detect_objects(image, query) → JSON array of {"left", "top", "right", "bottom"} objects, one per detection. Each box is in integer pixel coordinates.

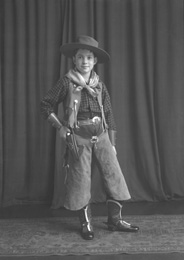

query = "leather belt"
[{"left": 78, "top": 116, "right": 101, "bottom": 126}]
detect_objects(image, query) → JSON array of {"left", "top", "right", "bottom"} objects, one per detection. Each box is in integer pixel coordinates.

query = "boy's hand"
[{"left": 59, "top": 126, "right": 70, "bottom": 139}]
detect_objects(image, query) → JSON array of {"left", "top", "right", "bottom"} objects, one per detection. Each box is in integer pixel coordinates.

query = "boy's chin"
[{"left": 79, "top": 70, "right": 90, "bottom": 75}]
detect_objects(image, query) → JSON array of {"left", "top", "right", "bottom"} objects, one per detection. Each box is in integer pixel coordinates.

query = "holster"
[
  {"left": 66, "top": 129, "right": 83, "bottom": 161},
  {"left": 47, "top": 113, "right": 62, "bottom": 130}
]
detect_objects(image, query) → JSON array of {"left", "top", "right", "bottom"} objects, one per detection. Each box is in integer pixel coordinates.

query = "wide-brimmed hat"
[{"left": 60, "top": 35, "right": 110, "bottom": 63}]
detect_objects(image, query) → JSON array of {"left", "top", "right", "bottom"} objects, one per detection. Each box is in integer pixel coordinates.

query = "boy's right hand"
[{"left": 59, "top": 126, "right": 71, "bottom": 139}]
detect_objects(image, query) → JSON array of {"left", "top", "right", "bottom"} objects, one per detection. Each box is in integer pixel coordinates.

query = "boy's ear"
[{"left": 73, "top": 57, "right": 76, "bottom": 64}]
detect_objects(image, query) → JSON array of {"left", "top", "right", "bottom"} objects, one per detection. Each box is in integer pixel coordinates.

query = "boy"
[{"left": 40, "top": 35, "right": 139, "bottom": 240}]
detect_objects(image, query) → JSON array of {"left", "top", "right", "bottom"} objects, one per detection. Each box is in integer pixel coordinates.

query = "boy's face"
[{"left": 73, "top": 49, "right": 97, "bottom": 77}]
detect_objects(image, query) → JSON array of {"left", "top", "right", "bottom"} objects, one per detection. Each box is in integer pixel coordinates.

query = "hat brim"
[{"left": 60, "top": 43, "right": 110, "bottom": 63}]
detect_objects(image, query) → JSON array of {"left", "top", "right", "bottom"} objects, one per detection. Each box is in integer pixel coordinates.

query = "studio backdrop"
[{"left": 1, "top": 0, "right": 184, "bottom": 207}]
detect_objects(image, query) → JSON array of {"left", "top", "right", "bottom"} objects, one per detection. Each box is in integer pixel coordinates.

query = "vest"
[{"left": 63, "top": 81, "right": 107, "bottom": 129}]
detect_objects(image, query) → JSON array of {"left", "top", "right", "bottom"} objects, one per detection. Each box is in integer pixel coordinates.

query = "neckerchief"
[{"left": 66, "top": 69, "right": 100, "bottom": 97}]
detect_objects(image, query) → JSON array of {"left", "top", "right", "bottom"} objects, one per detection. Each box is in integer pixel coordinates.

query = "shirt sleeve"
[
  {"left": 102, "top": 82, "right": 117, "bottom": 131},
  {"left": 40, "top": 77, "right": 68, "bottom": 119}
]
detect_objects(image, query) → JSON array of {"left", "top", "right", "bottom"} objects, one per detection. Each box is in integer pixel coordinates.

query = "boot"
[
  {"left": 107, "top": 199, "right": 139, "bottom": 232},
  {"left": 78, "top": 204, "right": 94, "bottom": 240}
]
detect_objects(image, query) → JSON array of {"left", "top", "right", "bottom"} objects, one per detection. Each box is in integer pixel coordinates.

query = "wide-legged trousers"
[{"left": 64, "top": 125, "right": 131, "bottom": 210}]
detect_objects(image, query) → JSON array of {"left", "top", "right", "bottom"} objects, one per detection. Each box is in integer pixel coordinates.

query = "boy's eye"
[{"left": 76, "top": 55, "right": 93, "bottom": 60}]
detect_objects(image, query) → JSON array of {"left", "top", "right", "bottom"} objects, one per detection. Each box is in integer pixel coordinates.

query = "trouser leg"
[
  {"left": 94, "top": 131, "right": 131, "bottom": 201},
  {"left": 93, "top": 132, "right": 139, "bottom": 232},
  {"left": 64, "top": 142, "right": 92, "bottom": 210},
  {"left": 64, "top": 142, "right": 94, "bottom": 239}
]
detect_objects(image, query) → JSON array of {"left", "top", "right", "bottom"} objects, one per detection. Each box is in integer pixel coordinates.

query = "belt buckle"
[
  {"left": 92, "top": 116, "right": 100, "bottom": 124},
  {"left": 91, "top": 136, "right": 98, "bottom": 143}
]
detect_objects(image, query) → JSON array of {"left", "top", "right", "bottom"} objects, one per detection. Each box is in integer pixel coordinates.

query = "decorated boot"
[
  {"left": 106, "top": 199, "right": 139, "bottom": 232},
  {"left": 78, "top": 204, "right": 94, "bottom": 240}
]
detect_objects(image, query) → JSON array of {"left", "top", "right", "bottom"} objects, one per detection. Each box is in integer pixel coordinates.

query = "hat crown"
[{"left": 76, "top": 35, "right": 99, "bottom": 48}]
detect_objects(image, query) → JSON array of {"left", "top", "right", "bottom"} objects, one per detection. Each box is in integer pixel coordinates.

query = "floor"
[{"left": 0, "top": 199, "right": 184, "bottom": 260}]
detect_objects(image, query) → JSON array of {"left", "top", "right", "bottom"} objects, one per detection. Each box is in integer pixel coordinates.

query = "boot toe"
[
  {"left": 108, "top": 220, "right": 139, "bottom": 232},
  {"left": 121, "top": 220, "right": 139, "bottom": 232},
  {"left": 82, "top": 231, "right": 94, "bottom": 240}
]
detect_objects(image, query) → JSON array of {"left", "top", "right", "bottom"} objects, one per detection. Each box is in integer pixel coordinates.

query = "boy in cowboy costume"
[{"left": 40, "top": 35, "right": 139, "bottom": 240}]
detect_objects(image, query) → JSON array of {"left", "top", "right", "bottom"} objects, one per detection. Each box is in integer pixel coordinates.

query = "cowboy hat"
[{"left": 60, "top": 35, "right": 110, "bottom": 63}]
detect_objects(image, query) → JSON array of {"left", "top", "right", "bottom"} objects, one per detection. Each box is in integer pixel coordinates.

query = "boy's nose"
[{"left": 83, "top": 57, "right": 88, "bottom": 63}]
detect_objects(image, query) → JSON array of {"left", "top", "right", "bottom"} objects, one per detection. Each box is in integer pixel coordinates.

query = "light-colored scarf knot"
[{"left": 66, "top": 69, "right": 100, "bottom": 97}]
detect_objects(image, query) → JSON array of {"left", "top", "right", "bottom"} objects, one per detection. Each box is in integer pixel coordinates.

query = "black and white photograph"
[{"left": 0, "top": 0, "right": 184, "bottom": 259}]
